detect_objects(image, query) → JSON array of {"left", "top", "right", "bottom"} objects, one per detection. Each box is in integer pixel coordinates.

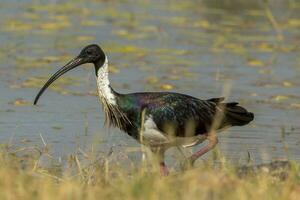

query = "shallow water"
[{"left": 0, "top": 0, "right": 299, "bottom": 167}]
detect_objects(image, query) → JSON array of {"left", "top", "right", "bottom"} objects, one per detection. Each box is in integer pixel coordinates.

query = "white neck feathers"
[{"left": 96, "top": 57, "right": 116, "bottom": 105}]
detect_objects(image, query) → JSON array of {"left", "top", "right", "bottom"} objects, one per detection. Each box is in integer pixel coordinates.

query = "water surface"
[{"left": 0, "top": 0, "right": 299, "bottom": 167}]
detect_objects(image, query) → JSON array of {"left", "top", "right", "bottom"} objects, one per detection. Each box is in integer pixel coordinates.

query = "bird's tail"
[
  {"left": 208, "top": 98, "right": 254, "bottom": 127},
  {"left": 221, "top": 102, "right": 254, "bottom": 126}
]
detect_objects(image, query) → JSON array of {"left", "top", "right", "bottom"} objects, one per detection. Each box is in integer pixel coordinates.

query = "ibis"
[{"left": 34, "top": 44, "right": 254, "bottom": 175}]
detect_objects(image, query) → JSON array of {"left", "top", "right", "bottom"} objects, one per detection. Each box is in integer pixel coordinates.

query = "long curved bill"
[{"left": 33, "top": 57, "right": 84, "bottom": 105}]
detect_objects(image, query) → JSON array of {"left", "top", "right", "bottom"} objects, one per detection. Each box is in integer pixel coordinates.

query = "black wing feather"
[{"left": 145, "top": 93, "right": 217, "bottom": 137}]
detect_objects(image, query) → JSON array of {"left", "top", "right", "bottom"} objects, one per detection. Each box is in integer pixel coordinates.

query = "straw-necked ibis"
[{"left": 34, "top": 44, "right": 254, "bottom": 175}]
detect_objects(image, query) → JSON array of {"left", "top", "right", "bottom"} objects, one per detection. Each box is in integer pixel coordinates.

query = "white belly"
[{"left": 141, "top": 116, "right": 207, "bottom": 148}]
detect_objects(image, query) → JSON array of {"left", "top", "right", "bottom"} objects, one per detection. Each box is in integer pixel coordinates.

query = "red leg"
[
  {"left": 185, "top": 135, "right": 218, "bottom": 168},
  {"left": 160, "top": 162, "right": 169, "bottom": 176}
]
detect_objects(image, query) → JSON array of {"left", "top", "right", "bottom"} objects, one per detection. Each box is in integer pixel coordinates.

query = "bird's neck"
[
  {"left": 95, "top": 58, "right": 130, "bottom": 129},
  {"left": 96, "top": 57, "right": 116, "bottom": 105}
]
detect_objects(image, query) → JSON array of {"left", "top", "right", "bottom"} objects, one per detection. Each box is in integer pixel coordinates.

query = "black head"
[
  {"left": 78, "top": 44, "right": 105, "bottom": 65},
  {"left": 33, "top": 44, "right": 106, "bottom": 105}
]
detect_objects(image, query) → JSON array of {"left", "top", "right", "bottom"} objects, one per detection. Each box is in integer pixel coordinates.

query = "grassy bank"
[{"left": 0, "top": 146, "right": 299, "bottom": 200}]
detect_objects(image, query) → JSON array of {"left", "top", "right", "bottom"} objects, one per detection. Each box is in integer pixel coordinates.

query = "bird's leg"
[
  {"left": 159, "top": 161, "right": 169, "bottom": 176},
  {"left": 151, "top": 147, "right": 169, "bottom": 176},
  {"left": 183, "top": 134, "right": 218, "bottom": 169}
]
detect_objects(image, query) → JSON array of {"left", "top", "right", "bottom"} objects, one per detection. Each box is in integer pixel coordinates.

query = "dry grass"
[{"left": 0, "top": 144, "right": 298, "bottom": 200}]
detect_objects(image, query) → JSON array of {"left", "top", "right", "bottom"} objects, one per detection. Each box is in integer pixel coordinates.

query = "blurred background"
[{"left": 0, "top": 0, "right": 299, "bottom": 168}]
